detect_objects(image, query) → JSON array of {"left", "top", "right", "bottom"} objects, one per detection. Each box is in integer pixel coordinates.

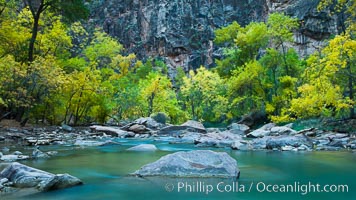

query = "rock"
[
  {"left": 174, "top": 132, "right": 202, "bottom": 144},
  {"left": 0, "top": 162, "right": 82, "bottom": 192},
  {"left": 26, "top": 139, "right": 51, "bottom": 146},
  {"left": 270, "top": 126, "right": 297, "bottom": 136},
  {"left": 12, "top": 151, "right": 23, "bottom": 155},
  {"left": 194, "top": 131, "right": 242, "bottom": 148},
  {"left": 127, "top": 144, "right": 158, "bottom": 151},
  {"left": 266, "top": 135, "right": 312, "bottom": 150},
  {"left": 231, "top": 140, "right": 250, "bottom": 150},
  {"left": 38, "top": 174, "right": 83, "bottom": 191},
  {"left": 1, "top": 147, "right": 10, "bottom": 152},
  {"left": 46, "top": 151, "right": 58, "bottom": 156},
  {"left": 181, "top": 120, "right": 205, "bottom": 131},
  {"left": 228, "top": 123, "right": 250, "bottom": 135},
  {"left": 0, "top": 154, "right": 30, "bottom": 162},
  {"left": 247, "top": 123, "right": 275, "bottom": 138},
  {"left": 247, "top": 129, "right": 270, "bottom": 138},
  {"left": 128, "top": 124, "right": 147, "bottom": 133},
  {"left": 32, "top": 149, "right": 50, "bottom": 159},
  {"left": 61, "top": 124, "right": 73, "bottom": 132},
  {"left": 74, "top": 140, "right": 119, "bottom": 147},
  {"left": 328, "top": 138, "right": 349, "bottom": 148},
  {"left": 0, "top": 136, "right": 5, "bottom": 141},
  {"left": 250, "top": 137, "right": 270, "bottom": 149},
  {"left": 158, "top": 120, "right": 206, "bottom": 135},
  {"left": 133, "top": 150, "right": 239, "bottom": 178},
  {"left": 281, "top": 145, "right": 295, "bottom": 151},
  {"left": 90, "top": 125, "right": 130, "bottom": 137}
]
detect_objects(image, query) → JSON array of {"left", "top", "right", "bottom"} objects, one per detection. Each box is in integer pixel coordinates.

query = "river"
[{"left": 3, "top": 138, "right": 355, "bottom": 200}]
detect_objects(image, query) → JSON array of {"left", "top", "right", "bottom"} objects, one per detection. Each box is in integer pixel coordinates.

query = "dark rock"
[
  {"left": 133, "top": 150, "right": 239, "bottom": 179},
  {"left": 128, "top": 124, "right": 147, "bottom": 133},
  {"left": 238, "top": 111, "right": 268, "bottom": 127}
]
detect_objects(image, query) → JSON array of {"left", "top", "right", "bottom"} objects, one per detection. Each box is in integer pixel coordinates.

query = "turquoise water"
[{"left": 4, "top": 139, "right": 356, "bottom": 200}]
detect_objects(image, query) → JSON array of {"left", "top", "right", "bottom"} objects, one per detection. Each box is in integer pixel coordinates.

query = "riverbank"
[{"left": 0, "top": 118, "right": 355, "bottom": 157}]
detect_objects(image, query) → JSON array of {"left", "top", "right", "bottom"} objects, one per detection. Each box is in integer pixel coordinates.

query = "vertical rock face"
[{"left": 89, "top": 0, "right": 339, "bottom": 76}]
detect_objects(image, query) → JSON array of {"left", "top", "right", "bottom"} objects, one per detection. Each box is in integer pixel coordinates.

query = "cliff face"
[{"left": 89, "top": 0, "right": 339, "bottom": 76}]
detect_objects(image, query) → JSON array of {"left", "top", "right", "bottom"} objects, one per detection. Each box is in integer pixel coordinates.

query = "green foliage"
[
  {"left": 0, "top": 1, "right": 354, "bottom": 127},
  {"left": 181, "top": 66, "right": 227, "bottom": 122}
]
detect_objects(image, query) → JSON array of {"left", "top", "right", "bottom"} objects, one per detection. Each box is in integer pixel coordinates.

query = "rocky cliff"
[{"left": 88, "top": 0, "right": 340, "bottom": 77}]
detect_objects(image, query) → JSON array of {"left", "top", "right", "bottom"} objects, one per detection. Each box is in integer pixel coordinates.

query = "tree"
[
  {"left": 23, "top": 0, "right": 88, "bottom": 62},
  {"left": 277, "top": 33, "right": 355, "bottom": 121},
  {"left": 267, "top": 13, "right": 299, "bottom": 76},
  {"left": 181, "top": 66, "right": 228, "bottom": 122}
]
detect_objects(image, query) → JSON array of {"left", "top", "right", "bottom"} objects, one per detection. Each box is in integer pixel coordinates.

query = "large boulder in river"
[
  {"left": 0, "top": 162, "right": 82, "bottom": 193},
  {"left": 133, "top": 150, "right": 239, "bottom": 179},
  {"left": 158, "top": 120, "right": 206, "bottom": 135}
]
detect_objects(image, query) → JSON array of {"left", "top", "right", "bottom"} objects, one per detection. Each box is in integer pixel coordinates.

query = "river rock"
[
  {"left": 174, "top": 132, "right": 202, "bottom": 144},
  {"left": 90, "top": 125, "right": 130, "bottom": 137},
  {"left": 61, "top": 124, "right": 73, "bottom": 132},
  {"left": 134, "top": 117, "right": 164, "bottom": 129},
  {"left": 270, "top": 126, "right": 297, "bottom": 136},
  {"left": 231, "top": 140, "right": 251, "bottom": 150},
  {"left": 158, "top": 120, "right": 206, "bottom": 135},
  {"left": 74, "top": 140, "right": 120, "bottom": 147},
  {"left": 194, "top": 131, "right": 242, "bottom": 148},
  {"left": 133, "top": 150, "right": 239, "bottom": 179},
  {"left": 127, "top": 144, "right": 158, "bottom": 151},
  {"left": 228, "top": 123, "right": 250, "bottom": 135},
  {"left": 128, "top": 124, "right": 147, "bottom": 133},
  {"left": 0, "top": 154, "right": 29, "bottom": 162},
  {"left": 0, "top": 162, "right": 82, "bottom": 192},
  {"left": 247, "top": 123, "right": 275, "bottom": 138},
  {"left": 266, "top": 135, "right": 312, "bottom": 150},
  {"left": 181, "top": 120, "right": 205, "bottom": 131},
  {"left": 32, "top": 149, "right": 50, "bottom": 159}
]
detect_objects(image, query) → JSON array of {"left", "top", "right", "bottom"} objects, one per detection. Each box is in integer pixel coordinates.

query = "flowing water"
[{"left": 3, "top": 138, "right": 356, "bottom": 200}]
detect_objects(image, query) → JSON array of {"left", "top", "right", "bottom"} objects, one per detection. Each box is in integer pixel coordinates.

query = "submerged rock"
[
  {"left": 32, "top": 149, "right": 50, "bottom": 159},
  {"left": 0, "top": 162, "right": 82, "bottom": 193},
  {"left": 133, "top": 150, "right": 239, "bottom": 179},
  {"left": 127, "top": 144, "right": 158, "bottom": 151}
]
